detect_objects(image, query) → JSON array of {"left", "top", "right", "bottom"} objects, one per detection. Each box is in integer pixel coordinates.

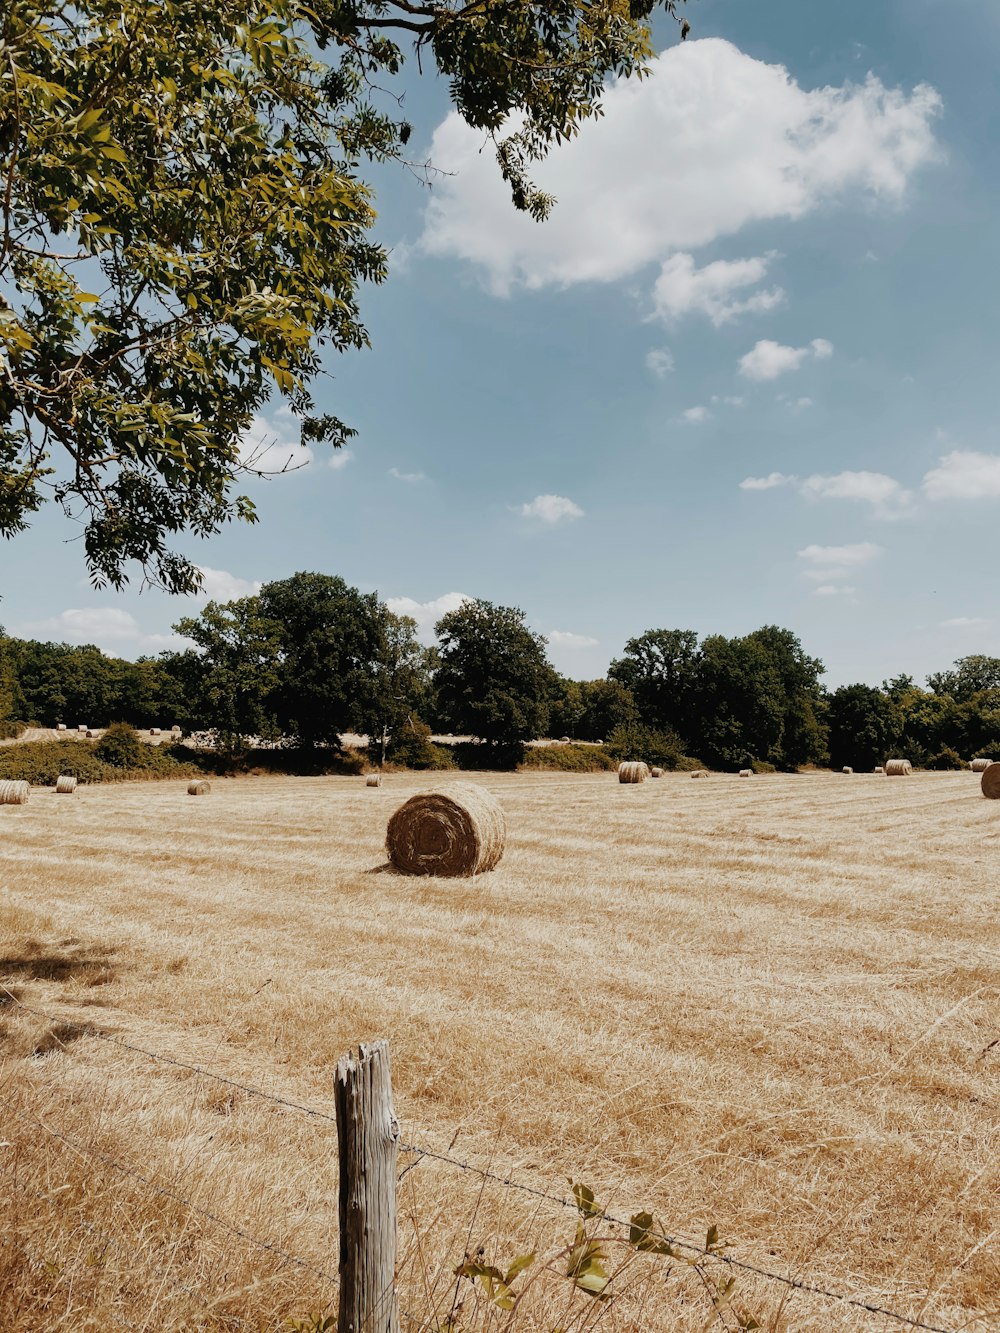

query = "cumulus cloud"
[
  {"left": 548, "top": 630, "right": 599, "bottom": 648},
  {"left": 682, "top": 405, "right": 710, "bottom": 424},
  {"left": 739, "top": 471, "right": 794, "bottom": 491},
  {"left": 388, "top": 466, "right": 427, "bottom": 483},
  {"left": 799, "top": 470, "right": 913, "bottom": 517},
  {"left": 12, "top": 608, "right": 187, "bottom": 656},
  {"left": 922, "top": 450, "right": 1000, "bottom": 500},
  {"left": 651, "top": 252, "right": 784, "bottom": 325},
  {"left": 419, "top": 39, "right": 940, "bottom": 295},
  {"left": 328, "top": 448, "right": 354, "bottom": 471},
  {"left": 739, "top": 338, "right": 833, "bottom": 380},
  {"left": 385, "top": 591, "right": 473, "bottom": 642},
  {"left": 645, "top": 347, "right": 675, "bottom": 378},
  {"left": 518, "top": 494, "right": 584, "bottom": 524},
  {"left": 798, "top": 541, "right": 883, "bottom": 582},
  {"left": 191, "top": 566, "right": 262, "bottom": 602}
]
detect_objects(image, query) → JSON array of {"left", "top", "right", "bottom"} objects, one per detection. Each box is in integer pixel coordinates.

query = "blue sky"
[{"left": 5, "top": 0, "right": 1000, "bottom": 688}]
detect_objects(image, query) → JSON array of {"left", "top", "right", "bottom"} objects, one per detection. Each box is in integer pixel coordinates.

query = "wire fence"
[{"left": 0, "top": 988, "right": 967, "bottom": 1333}]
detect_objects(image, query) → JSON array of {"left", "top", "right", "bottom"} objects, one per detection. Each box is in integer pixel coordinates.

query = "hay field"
[{"left": 1, "top": 770, "right": 998, "bottom": 1331}]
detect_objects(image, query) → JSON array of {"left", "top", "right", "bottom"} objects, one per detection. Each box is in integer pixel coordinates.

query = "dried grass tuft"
[
  {"left": 386, "top": 782, "right": 506, "bottom": 876},
  {"left": 617, "top": 761, "right": 649, "bottom": 784}
]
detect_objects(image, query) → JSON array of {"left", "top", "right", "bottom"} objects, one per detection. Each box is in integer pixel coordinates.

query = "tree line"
[{"left": 2, "top": 570, "right": 999, "bottom": 771}]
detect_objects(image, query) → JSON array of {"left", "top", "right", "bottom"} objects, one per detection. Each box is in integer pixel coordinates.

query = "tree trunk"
[{"left": 335, "top": 1041, "right": 400, "bottom": 1333}]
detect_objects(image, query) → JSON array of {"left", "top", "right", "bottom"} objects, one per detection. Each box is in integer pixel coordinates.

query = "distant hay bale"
[
  {"left": 386, "top": 783, "right": 506, "bottom": 877},
  {"left": 885, "top": 759, "right": 912, "bottom": 777},
  {"left": 56, "top": 723, "right": 67, "bottom": 731},
  {"left": 150, "top": 727, "right": 161, "bottom": 736},
  {"left": 77, "top": 724, "right": 88, "bottom": 733},
  {"left": 842, "top": 766, "right": 854, "bottom": 775},
  {"left": 171, "top": 725, "right": 182, "bottom": 734},
  {"left": 739, "top": 769, "right": 753, "bottom": 778},
  {"left": 85, "top": 729, "right": 96, "bottom": 738},
  {"left": 690, "top": 769, "right": 709, "bottom": 778},
  {"left": 874, "top": 766, "right": 885, "bottom": 775},
  {"left": 55, "top": 775, "right": 77, "bottom": 795},
  {"left": 0, "top": 780, "right": 30, "bottom": 805},
  {"left": 366, "top": 774, "right": 382, "bottom": 788},
  {"left": 618, "top": 761, "right": 649, "bottom": 784},
  {"left": 971, "top": 757, "right": 992, "bottom": 773},
  {"left": 650, "top": 766, "right": 664, "bottom": 778},
  {"left": 560, "top": 736, "right": 571, "bottom": 744},
  {"left": 981, "top": 763, "right": 1000, "bottom": 799},
  {"left": 187, "top": 780, "right": 211, "bottom": 796}
]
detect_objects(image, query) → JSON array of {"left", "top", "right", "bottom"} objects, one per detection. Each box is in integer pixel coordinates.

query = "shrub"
[
  {"left": 0, "top": 720, "right": 28, "bottom": 740},
  {"left": 605, "top": 722, "right": 694, "bottom": 771},
  {"left": 384, "top": 718, "right": 456, "bottom": 771},
  {"left": 94, "top": 722, "right": 143, "bottom": 768},
  {"left": 520, "top": 744, "right": 618, "bottom": 773},
  {"left": 0, "top": 738, "right": 197, "bottom": 785},
  {"left": 452, "top": 740, "right": 524, "bottom": 771},
  {"left": 926, "top": 746, "right": 965, "bottom": 771}
]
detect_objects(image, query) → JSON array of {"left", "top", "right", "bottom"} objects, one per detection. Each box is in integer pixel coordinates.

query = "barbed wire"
[{"left": 0, "top": 989, "right": 964, "bottom": 1333}]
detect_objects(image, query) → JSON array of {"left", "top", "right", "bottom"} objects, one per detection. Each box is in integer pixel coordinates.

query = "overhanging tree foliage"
[{"left": 1, "top": 0, "right": 688, "bottom": 591}]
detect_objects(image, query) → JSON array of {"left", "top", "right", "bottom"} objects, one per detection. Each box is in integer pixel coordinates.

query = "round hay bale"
[
  {"left": 980, "top": 763, "right": 1000, "bottom": 799},
  {"left": 618, "top": 761, "right": 649, "bottom": 784},
  {"left": 150, "top": 727, "right": 161, "bottom": 736},
  {"left": 56, "top": 723, "right": 67, "bottom": 731},
  {"left": 386, "top": 783, "right": 506, "bottom": 877},
  {"left": 85, "top": 729, "right": 96, "bottom": 738},
  {"left": 650, "top": 766, "right": 664, "bottom": 778},
  {"left": 884, "top": 759, "right": 911, "bottom": 776},
  {"left": 77, "top": 724, "right": 88, "bottom": 733},
  {"left": 971, "top": 757, "right": 992, "bottom": 773},
  {"left": 55, "top": 775, "right": 77, "bottom": 795},
  {"left": 366, "top": 773, "right": 382, "bottom": 788},
  {"left": 560, "top": 736, "right": 571, "bottom": 744},
  {"left": 739, "top": 769, "right": 753, "bottom": 778},
  {"left": 690, "top": 769, "right": 709, "bottom": 778},
  {"left": 874, "top": 766, "right": 884, "bottom": 775},
  {"left": 842, "top": 766, "right": 854, "bottom": 775},
  {"left": 0, "top": 780, "right": 30, "bottom": 805},
  {"left": 187, "top": 780, "right": 211, "bottom": 796}
]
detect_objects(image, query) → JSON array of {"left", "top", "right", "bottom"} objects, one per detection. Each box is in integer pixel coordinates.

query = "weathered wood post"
[{"left": 335, "top": 1041, "right": 400, "bottom": 1333}]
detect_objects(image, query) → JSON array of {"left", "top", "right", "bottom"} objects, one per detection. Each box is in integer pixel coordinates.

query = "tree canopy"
[{"left": 0, "top": 0, "right": 688, "bottom": 591}]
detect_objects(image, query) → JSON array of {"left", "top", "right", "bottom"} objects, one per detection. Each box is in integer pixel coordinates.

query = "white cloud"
[
  {"left": 388, "top": 466, "right": 427, "bottom": 483},
  {"left": 922, "top": 450, "right": 1000, "bottom": 500},
  {"left": 419, "top": 39, "right": 940, "bottom": 295},
  {"left": 192, "top": 566, "right": 262, "bottom": 602},
  {"left": 651, "top": 252, "right": 784, "bottom": 326},
  {"left": 385, "top": 592, "right": 473, "bottom": 642},
  {"left": 548, "top": 630, "right": 599, "bottom": 648},
  {"left": 740, "top": 471, "right": 795, "bottom": 491},
  {"left": 328, "top": 448, "right": 354, "bottom": 471},
  {"left": 940, "top": 616, "right": 989, "bottom": 628},
  {"left": 518, "top": 494, "right": 584, "bottom": 524},
  {"left": 813, "top": 584, "right": 857, "bottom": 597},
  {"left": 799, "top": 470, "right": 912, "bottom": 516},
  {"left": 739, "top": 338, "right": 833, "bottom": 380},
  {"left": 798, "top": 541, "right": 883, "bottom": 582},
  {"left": 11, "top": 608, "right": 188, "bottom": 656},
  {"left": 682, "top": 405, "right": 710, "bottom": 424},
  {"left": 645, "top": 347, "right": 675, "bottom": 378},
  {"left": 711, "top": 395, "right": 745, "bottom": 407},
  {"left": 239, "top": 413, "right": 313, "bottom": 473}
]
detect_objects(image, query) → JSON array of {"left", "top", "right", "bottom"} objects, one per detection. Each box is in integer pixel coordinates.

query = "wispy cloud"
[
  {"left": 682, "top": 405, "right": 710, "bottom": 424},
  {"left": 548, "top": 629, "right": 599, "bottom": 648},
  {"left": 645, "top": 347, "right": 675, "bottom": 378},
  {"left": 388, "top": 466, "right": 427, "bottom": 483},
  {"left": 518, "top": 494, "right": 584, "bottom": 524},
  {"left": 740, "top": 469, "right": 912, "bottom": 518}
]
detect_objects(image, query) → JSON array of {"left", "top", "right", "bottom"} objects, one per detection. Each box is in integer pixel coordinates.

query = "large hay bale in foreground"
[
  {"left": 650, "top": 766, "right": 664, "bottom": 778},
  {"left": 366, "top": 773, "right": 382, "bottom": 788},
  {"left": 618, "top": 761, "right": 649, "bottom": 784},
  {"left": 971, "top": 757, "right": 992, "bottom": 773},
  {"left": 980, "top": 763, "right": 1000, "bottom": 799},
  {"left": 0, "top": 780, "right": 29, "bottom": 805},
  {"left": 885, "top": 759, "right": 911, "bottom": 776},
  {"left": 187, "top": 780, "right": 211, "bottom": 796},
  {"left": 55, "top": 775, "right": 77, "bottom": 795},
  {"left": 386, "top": 783, "right": 506, "bottom": 877}
]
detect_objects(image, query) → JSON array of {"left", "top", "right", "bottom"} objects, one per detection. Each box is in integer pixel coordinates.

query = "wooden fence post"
[{"left": 335, "top": 1041, "right": 401, "bottom": 1333}]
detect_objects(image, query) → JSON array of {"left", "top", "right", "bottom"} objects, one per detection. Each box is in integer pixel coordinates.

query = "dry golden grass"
[{"left": 1, "top": 770, "right": 999, "bottom": 1331}]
